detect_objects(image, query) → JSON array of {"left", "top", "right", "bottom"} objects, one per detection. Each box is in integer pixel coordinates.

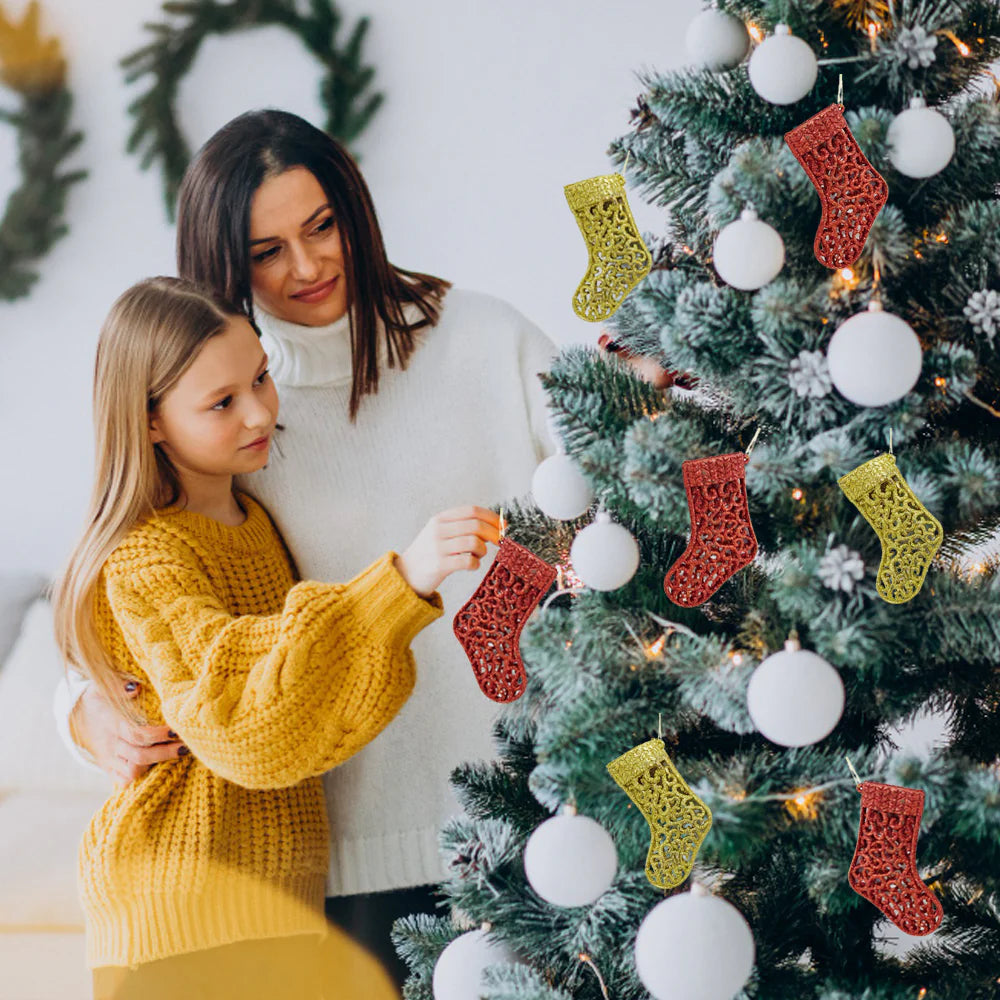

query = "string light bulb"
[
  {"left": 791, "top": 488, "right": 805, "bottom": 502},
  {"left": 934, "top": 376, "right": 948, "bottom": 389},
  {"left": 784, "top": 790, "right": 821, "bottom": 821},
  {"left": 747, "top": 22, "right": 764, "bottom": 43},
  {"left": 939, "top": 29, "right": 971, "bottom": 56},
  {"left": 646, "top": 635, "right": 667, "bottom": 658},
  {"left": 866, "top": 20, "right": 879, "bottom": 52}
]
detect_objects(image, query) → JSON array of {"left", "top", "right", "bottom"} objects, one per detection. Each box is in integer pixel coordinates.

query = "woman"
[{"left": 57, "top": 109, "right": 555, "bottom": 986}]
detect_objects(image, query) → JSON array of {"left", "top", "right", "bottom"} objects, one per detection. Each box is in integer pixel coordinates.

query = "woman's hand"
[
  {"left": 395, "top": 506, "right": 502, "bottom": 597},
  {"left": 71, "top": 680, "right": 187, "bottom": 785}
]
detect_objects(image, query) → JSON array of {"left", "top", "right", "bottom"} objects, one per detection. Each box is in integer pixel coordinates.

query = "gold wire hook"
[
  {"left": 658, "top": 712, "right": 663, "bottom": 740},
  {"left": 888, "top": 428, "right": 893, "bottom": 455},
  {"left": 622, "top": 149, "right": 631, "bottom": 177},
  {"left": 837, "top": 73, "right": 844, "bottom": 106},
  {"left": 845, "top": 756, "right": 863, "bottom": 790},
  {"left": 746, "top": 427, "right": 762, "bottom": 456}
]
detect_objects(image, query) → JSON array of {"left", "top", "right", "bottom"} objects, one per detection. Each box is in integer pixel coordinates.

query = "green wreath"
[
  {"left": 0, "top": 2, "right": 86, "bottom": 302},
  {"left": 122, "top": 0, "right": 384, "bottom": 219}
]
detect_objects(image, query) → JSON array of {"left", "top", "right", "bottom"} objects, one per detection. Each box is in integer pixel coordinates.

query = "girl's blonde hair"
[{"left": 53, "top": 276, "right": 246, "bottom": 721}]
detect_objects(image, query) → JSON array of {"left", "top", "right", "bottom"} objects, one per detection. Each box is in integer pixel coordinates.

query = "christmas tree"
[{"left": 395, "top": 2, "right": 1000, "bottom": 997}]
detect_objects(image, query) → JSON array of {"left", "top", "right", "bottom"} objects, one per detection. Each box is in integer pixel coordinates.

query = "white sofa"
[{"left": 0, "top": 574, "right": 112, "bottom": 999}]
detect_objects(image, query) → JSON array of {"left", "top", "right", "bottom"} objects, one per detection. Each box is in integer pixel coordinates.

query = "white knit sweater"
[{"left": 57, "top": 287, "right": 555, "bottom": 897}]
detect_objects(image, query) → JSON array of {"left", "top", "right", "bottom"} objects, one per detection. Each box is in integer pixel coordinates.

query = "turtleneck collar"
[{"left": 253, "top": 307, "right": 359, "bottom": 388}]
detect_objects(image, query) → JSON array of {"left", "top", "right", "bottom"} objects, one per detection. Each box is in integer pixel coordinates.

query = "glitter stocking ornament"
[
  {"left": 663, "top": 452, "right": 758, "bottom": 607},
  {"left": 784, "top": 103, "right": 889, "bottom": 269},
  {"left": 453, "top": 538, "right": 556, "bottom": 703},
  {"left": 565, "top": 172, "right": 652, "bottom": 322},
  {"left": 848, "top": 781, "right": 943, "bottom": 936},
  {"left": 838, "top": 453, "right": 942, "bottom": 604},
  {"left": 607, "top": 738, "right": 712, "bottom": 890}
]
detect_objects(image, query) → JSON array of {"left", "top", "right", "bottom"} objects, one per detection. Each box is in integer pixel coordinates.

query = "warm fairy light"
[
  {"left": 934, "top": 232, "right": 949, "bottom": 243},
  {"left": 971, "top": 562, "right": 986, "bottom": 575},
  {"left": 939, "top": 29, "right": 971, "bottom": 56},
  {"left": 560, "top": 563, "right": 584, "bottom": 589},
  {"left": 646, "top": 635, "right": 667, "bottom": 657},
  {"left": 731, "top": 651, "right": 745, "bottom": 666},
  {"left": 840, "top": 267, "right": 855, "bottom": 280},
  {"left": 917, "top": 989, "right": 928, "bottom": 999},
  {"left": 564, "top": 640, "right": 573, "bottom": 650},
  {"left": 791, "top": 488, "right": 805, "bottom": 501},
  {"left": 747, "top": 22, "right": 764, "bottom": 43},
  {"left": 866, "top": 21, "right": 879, "bottom": 52},
  {"left": 914, "top": 248, "right": 923, "bottom": 259},
  {"left": 785, "top": 790, "right": 820, "bottom": 821},
  {"left": 934, "top": 376, "right": 948, "bottom": 389},
  {"left": 728, "top": 787, "right": 747, "bottom": 801}
]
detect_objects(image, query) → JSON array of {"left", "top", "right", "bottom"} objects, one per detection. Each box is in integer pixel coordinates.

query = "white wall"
[{"left": 0, "top": 0, "right": 697, "bottom": 575}]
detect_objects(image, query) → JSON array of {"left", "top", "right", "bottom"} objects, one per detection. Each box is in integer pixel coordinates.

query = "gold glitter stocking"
[
  {"left": 838, "top": 453, "right": 943, "bottom": 604},
  {"left": 564, "top": 173, "right": 651, "bottom": 322},
  {"left": 606, "top": 738, "right": 712, "bottom": 890}
]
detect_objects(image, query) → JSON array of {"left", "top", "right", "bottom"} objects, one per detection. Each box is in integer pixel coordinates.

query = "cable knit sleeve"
[{"left": 102, "top": 542, "right": 441, "bottom": 790}]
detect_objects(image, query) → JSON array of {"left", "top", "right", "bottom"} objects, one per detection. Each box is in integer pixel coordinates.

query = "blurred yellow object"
[
  {"left": 565, "top": 172, "right": 651, "bottom": 322},
  {"left": 0, "top": 1, "right": 65, "bottom": 93},
  {"left": 93, "top": 921, "right": 400, "bottom": 999}
]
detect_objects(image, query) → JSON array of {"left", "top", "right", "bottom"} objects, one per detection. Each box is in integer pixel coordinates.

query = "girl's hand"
[
  {"left": 71, "top": 680, "right": 187, "bottom": 785},
  {"left": 395, "top": 506, "right": 501, "bottom": 597}
]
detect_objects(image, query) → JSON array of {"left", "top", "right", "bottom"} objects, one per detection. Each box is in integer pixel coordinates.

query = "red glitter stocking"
[
  {"left": 663, "top": 452, "right": 758, "bottom": 608},
  {"left": 784, "top": 103, "right": 888, "bottom": 269},
  {"left": 453, "top": 539, "right": 556, "bottom": 703},
  {"left": 848, "top": 782, "right": 943, "bottom": 936}
]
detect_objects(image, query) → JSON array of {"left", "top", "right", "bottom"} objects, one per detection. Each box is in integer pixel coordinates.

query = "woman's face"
[{"left": 248, "top": 167, "right": 348, "bottom": 327}]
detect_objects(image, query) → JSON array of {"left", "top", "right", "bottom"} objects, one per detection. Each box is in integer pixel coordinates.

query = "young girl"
[
  {"left": 52, "top": 276, "right": 499, "bottom": 994},
  {"left": 59, "top": 109, "right": 556, "bottom": 986}
]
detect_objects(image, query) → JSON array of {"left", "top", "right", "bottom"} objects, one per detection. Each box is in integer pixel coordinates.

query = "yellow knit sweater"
[{"left": 81, "top": 493, "right": 442, "bottom": 969}]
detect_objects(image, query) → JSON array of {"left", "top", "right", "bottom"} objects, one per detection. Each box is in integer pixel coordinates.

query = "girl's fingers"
[
  {"left": 438, "top": 517, "right": 501, "bottom": 545},
  {"left": 446, "top": 553, "right": 481, "bottom": 573},
  {"left": 444, "top": 536, "right": 488, "bottom": 558},
  {"left": 436, "top": 506, "right": 501, "bottom": 528}
]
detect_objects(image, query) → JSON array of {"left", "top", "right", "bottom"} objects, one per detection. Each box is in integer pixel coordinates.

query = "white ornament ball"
[
  {"left": 713, "top": 207, "right": 785, "bottom": 290},
  {"left": 826, "top": 302, "right": 923, "bottom": 407},
  {"left": 531, "top": 453, "right": 594, "bottom": 521},
  {"left": 746, "top": 639, "right": 845, "bottom": 747},
  {"left": 432, "top": 929, "right": 516, "bottom": 1000},
  {"left": 887, "top": 96, "right": 955, "bottom": 178},
  {"left": 524, "top": 810, "right": 617, "bottom": 907},
  {"left": 685, "top": 9, "right": 750, "bottom": 70},
  {"left": 748, "top": 24, "right": 818, "bottom": 105},
  {"left": 570, "top": 512, "right": 640, "bottom": 591},
  {"left": 635, "top": 885, "right": 755, "bottom": 1000}
]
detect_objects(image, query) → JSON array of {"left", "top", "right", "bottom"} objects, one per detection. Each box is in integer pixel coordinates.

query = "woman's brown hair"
[{"left": 176, "top": 109, "right": 450, "bottom": 419}]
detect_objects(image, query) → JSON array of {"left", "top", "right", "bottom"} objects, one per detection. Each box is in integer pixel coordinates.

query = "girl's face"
[
  {"left": 248, "top": 167, "right": 348, "bottom": 327},
  {"left": 149, "top": 316, "right": 279, "bottom": 486}
]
